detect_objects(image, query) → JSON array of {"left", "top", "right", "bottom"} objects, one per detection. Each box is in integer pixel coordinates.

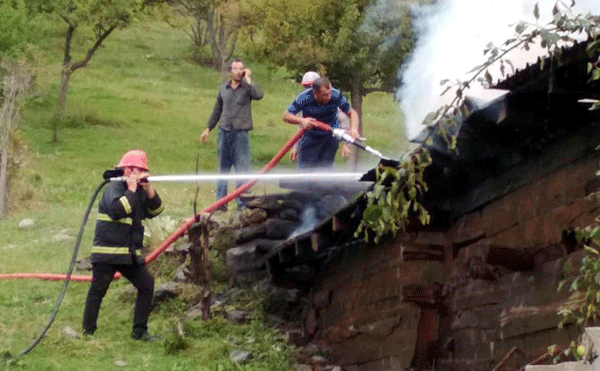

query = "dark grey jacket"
[{"left": 206, "top": 80, "right": 263, "bottom": 131}]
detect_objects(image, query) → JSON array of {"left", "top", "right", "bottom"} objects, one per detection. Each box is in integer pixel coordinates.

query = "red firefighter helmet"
[{"left": 116, "top": 149, "right": 148, "bottom": 171}]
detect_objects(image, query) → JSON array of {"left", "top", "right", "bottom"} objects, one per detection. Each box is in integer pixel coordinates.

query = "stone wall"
[
  {"left": 434, "top": 152, "right": 599, "bottom": 371},
  {"left": 308, "top": 237, "right": 444, "bottom": 370},
  {"left": 304, "top": 134, "right": 600, "bottom": 370},
  {"left": 225, "top": 191, "right": 354, "bottom": 283}
]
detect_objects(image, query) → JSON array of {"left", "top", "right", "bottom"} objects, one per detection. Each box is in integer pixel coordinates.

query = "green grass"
[{"left": 1, "top": 15, "right": 407, "bottom": 371}]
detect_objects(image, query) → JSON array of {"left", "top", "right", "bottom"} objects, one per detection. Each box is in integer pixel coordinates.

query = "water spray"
[
  {"left": 108, "top": 172, "right": 365, "bottom": 183},
  {"left": 2, "top": 121, "right": 395, "bottom": 359}
]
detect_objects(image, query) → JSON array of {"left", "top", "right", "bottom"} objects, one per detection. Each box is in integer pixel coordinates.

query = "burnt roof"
[
  {"left": 492, "top": 38, "right": 600, "bottom": 99},
  {"left": 415, "top": 37, "right": 600, "bottom": 223},
  {"left": 266, "top": 38, "right": 600, "bottom": 288}
]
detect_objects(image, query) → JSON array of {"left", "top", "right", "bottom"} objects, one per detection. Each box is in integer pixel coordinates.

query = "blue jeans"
[
  {"left": 298, "top": 131, "right": 339, "bottom": 170},
  {"left": 217, "top": 128, "right": 250, "bottom": 207}
]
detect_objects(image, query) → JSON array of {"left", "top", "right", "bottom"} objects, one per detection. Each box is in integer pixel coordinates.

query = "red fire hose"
[
  {"left": 3, "top": 120, "right": 340, "bottom": 359},
  {"left": 140, "top": 125, "right": 313, "bottom": 268},
  {"left": 0, "top": 273, "right": 95, "bottom": 281},
  {"left": 0, "top": 124, "right": 327, "bottom": 282}
]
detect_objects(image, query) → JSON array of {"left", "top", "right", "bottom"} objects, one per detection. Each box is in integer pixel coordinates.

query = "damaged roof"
[
  {"left": 419, "top": 38, "right": 600, "bottom": 223},
  {"left": 492, "top": 38, "right": 600, "bottom": 97},
  {"left": 265, "top": 38, "right": 600, "bottom": 288}
]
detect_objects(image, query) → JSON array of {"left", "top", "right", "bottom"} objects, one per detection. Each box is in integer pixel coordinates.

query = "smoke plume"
[{"left": 398, "top": 0, "right": 600, "bottom": 140}]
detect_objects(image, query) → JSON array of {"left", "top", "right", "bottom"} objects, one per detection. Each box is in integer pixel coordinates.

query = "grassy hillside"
[{"left": 1, "top": 16, "right": 408, "bottom": 370}]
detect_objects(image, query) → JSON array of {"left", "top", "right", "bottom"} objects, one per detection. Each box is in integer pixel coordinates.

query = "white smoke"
[{"left": 398, "top": 0, "right": 600, "bottom": 140}]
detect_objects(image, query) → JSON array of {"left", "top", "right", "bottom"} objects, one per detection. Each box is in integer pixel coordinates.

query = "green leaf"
[
  {"left": 419, "top": 210, "right": 430, "bottom": 225},
  {"left": 572, "top": 277, "right": 580, "bottom": 291},
  {"left": 408, "top": 187, "right": 417, "bottom": 199},
  {"left": 584, "top": 245, "right": 599, "bottom": 255},
  {"left": 586, "top": 290, "right": 594, "bottom": 301},
  {"left": 564, "top": 259, "right": 572, "bottom": 274},
  {"left": 484, "top": 70, "right": 492, "bottom": 86},
  {"left": 558, "top": 309, "right": 573, "bottom": 316}
]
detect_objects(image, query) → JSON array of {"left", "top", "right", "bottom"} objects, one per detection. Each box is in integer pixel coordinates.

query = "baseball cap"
[{"left": 301, "top": 71, "right": 320, "bottom": 87}]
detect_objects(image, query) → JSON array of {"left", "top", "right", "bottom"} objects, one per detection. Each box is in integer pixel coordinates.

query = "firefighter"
[{"left": 82, "top": 149, "right": 163, "bottom": 341}]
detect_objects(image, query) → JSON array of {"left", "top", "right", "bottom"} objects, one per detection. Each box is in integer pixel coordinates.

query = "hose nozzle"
[{"left": 331, "top": 128, "right": 384, "bottom": 159}]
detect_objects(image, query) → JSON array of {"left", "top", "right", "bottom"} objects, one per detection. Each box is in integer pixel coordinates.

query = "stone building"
[{"left": 260, "top": 40, "right": 600, "bottom": 370}]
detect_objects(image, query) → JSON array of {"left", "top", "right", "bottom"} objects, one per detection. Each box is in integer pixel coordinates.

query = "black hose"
[{"left": 12, "top": 179, "right": 109, "bottom": 358}]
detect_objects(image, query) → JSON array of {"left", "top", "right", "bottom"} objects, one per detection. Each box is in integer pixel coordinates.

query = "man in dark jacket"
[
  {"left": 200, "top": 58, "right": 263, "bottom": 210},
  {"left": 82, "top": 149, "right": 164, "bottom": 341}
]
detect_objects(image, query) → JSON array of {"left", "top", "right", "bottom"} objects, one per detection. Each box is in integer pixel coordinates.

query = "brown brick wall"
[
  {"left": 310, "top": 235, "right": 442, "bottom": 369},
  {"left": 450, "top": 157, "right": 599, "bottom": 249},
  {"left": 308, "top": 151, "right": 599, "bottom": 370},
  {"left": 437, "top": 155, "right": 597, "bottom": 370}
]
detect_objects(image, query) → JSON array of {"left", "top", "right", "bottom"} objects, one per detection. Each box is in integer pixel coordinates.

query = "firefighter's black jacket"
[{"left": 91, "top": 180, "right": 163, "bottom": 265}]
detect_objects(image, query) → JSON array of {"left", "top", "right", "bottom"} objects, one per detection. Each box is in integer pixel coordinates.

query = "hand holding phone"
[{"left": 243, "top": 69, "right": 251, "bottom": 83}]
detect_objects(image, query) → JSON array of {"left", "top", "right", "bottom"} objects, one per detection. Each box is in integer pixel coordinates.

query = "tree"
[
  {"left": 171, "top": 0, "right": 245, "bottom": 72},
  {"left": 0, "top": 61, "right": 33, "bottom": 218},
  {"left": 28, "top": 0, "right": 165, "bottom": 142},
  {"left": 0, "top": 0, "right": 37, "bottom": 60},
  {"left": 317, "top": 0, "right": 415, "bottom": 126},
  {"left": 0, "top": 0, "right": 37, "bottom": 218},
  {"left": 243, "top": 0, "right": 421, "bottom": 134}
]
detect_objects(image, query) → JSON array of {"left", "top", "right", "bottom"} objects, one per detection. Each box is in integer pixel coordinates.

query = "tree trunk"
[
  {"left": 349, "top": 78, "right": 363, "bottom": 169},
  {"left": 54, "top": 69, "right": 71, "bottom": 143},
  {"left": 205, "top": 9, "right": 237, "bottom": 75},
  {"left": 57, "top": 69, "right": 71, "bottom": 113},
  {"left": 0, "top": 147, "right": 8, "bottom": 218},
  {"left": 54, "top": 21, "right": 115, "bottom": 142},
  {"left": 0, "top": 61, "right": 32, "bottom": 217},
  {"left": 188, "top": 222, "right": 212, "bottom": 321}
]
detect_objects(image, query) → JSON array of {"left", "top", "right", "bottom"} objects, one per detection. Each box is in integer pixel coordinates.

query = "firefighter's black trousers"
[{"left": 82, "top": 262, "right": 154, "bottom": 336}]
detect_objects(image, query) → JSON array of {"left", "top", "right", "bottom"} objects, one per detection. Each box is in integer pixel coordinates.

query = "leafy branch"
[
  {"left": 558, "top": 244, "right": 600, "bottom": 329},
  {"left": 355, "top": 150, "right": 431, "bottom": 243},
  {"left": 357, "top": 0, "right": 600, "bottom": 243},
  {"left": 558, "top": 197, "right": 600, "bottom": 329},
  {"left": 554, "top": 225, "right": 600, "bottom": 362},
  {"left": 432, "top": 1, "right": 600, "bottom": 150}
]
